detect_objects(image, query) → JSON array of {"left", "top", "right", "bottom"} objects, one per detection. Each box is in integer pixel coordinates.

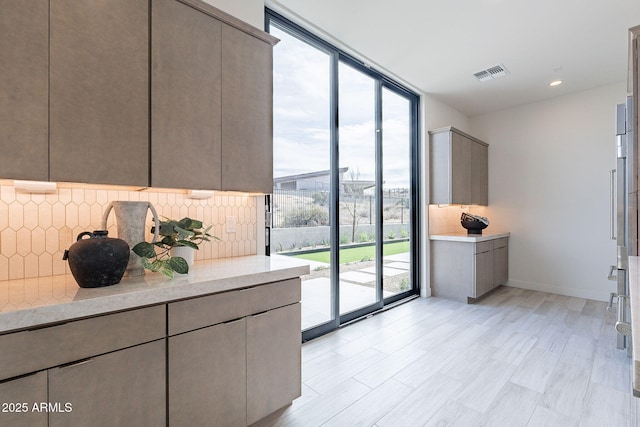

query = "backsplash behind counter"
[{"left": 0, "top": 182, "right": 259, "bottom": 281}]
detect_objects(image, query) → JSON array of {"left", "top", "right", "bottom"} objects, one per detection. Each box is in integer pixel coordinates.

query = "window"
[{"left": 267, "top": 9, "right": 420, "bottom": 340}]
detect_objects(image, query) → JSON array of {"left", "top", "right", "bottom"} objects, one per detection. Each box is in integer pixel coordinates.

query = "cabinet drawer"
[
  {"left": 493, "top": 237, "right": 509, "bottom": 249},
  {"left": 168, "top": 279, "right": 302, "bottom": 336},
  {"left": 475, "top": 241, "right": 493, "bottom": 254},
  {"left": 246, "top": 278, "right": 301, "bottom": 315},
  {"left": 0, "top": 305, "right": 165, "bottom": 382},
  {"left": 168, "top": 288, "right": 249, "bottom": 336}
]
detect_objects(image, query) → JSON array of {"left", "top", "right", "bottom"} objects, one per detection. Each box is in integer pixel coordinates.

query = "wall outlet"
[{"left": 226, "top": 216, "right": 237, "bottom": 233}]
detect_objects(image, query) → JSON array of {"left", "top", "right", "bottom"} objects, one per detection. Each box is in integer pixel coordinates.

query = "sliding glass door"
[
  {"left": 269, "top": 23, "right": 335, "bottom": 332},
  {"left": 381, "top": 88, "right": 413, "bottom": 298},
  {"left": 338, "top": 61, "right": 379, "bottom": 317},
  {"left": 267, "top": 10, "right": 419, "bottom": 340}
]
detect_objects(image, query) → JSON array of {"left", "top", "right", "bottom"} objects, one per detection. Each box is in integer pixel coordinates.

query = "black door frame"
[{"left": 266, "top": 9, "right": 421, "bottom": 341}]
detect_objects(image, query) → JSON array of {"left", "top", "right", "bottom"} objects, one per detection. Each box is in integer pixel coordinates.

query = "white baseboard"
[{"left": 505, "top": 279, "right": 611, "bottom": 302}]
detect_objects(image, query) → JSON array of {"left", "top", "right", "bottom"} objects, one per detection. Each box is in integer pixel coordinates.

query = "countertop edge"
[
  {"left": 429, "top": 232, "right": 511, "bottom": 242},
  {"left": 0, "top": 255, "right": 310, "bottom": 334}
]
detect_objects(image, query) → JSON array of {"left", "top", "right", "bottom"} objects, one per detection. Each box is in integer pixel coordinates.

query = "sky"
[{"left": 271, "top": 25, "right": 412, "bottom": 190}]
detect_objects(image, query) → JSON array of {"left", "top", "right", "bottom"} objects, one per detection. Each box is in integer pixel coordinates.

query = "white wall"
[
  {"left": 420, "top": 95, "right": 470, "bottom": 296},
  {"left": 423, "top": 94, "right": 470, "bottom": 132},
  {"left": 202, "top": 0, "right": 264, "bottom": 28},
  {"left": 470, "top": 82, "right": 627, "bottom": 301}
]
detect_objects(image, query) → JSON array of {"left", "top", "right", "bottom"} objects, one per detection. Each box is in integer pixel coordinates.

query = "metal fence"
[{"left": 272, "top": 189, "right": 409, "bottom": 228}]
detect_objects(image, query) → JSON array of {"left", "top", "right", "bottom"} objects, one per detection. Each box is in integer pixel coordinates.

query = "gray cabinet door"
[
  {"left": 494, "top": 245, "right": 509, "bottom": 286},
  {"left": 474, "top": 250, "right": 494, "bottom": 298},
  {"left": 221, "top": 24, "right": 274, "bottom": 193},
  {"left": 430, "top": 240, "right": 474, "bottom": 302},
  {"left": 471, "top": 141, "right": 488, "bottom": 205},
  {"left": 450, "top": 132, "right": 472, "bottom": 204},
  {"left": 48, "top": 340, "right": 165, "bottom": 427},
  {"left": 169, "top": 319, "right": 246, "bottom": 427},
  {"left": 0, "top": 0, "right": 48, "bottom": 181},
  {"left": 49, "top": 0, "right": 148, "bottom": 186},
  {"left": 247, "top": 303, "right": 301, "bottom": 425},
  {"left": 151, "top": 0, "right": 222, "bottom": 190},
  {"left": 0, "top": 371, "right": 47, "bottom": 427},
  {"left": 429, "top": 127, "right": 488, "bottom": 206}
]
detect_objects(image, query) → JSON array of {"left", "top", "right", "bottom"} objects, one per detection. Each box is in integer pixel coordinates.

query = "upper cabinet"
[
  {"left": 429, "top": 126, "right": 489, "bottom": 206},
  {"left": 0, "top": 0, "right": 277, "bottom": 193},
  {"left": 151, "top": 0, "right": 277, "bottom": 192},
  {"left": 221, "top": 24, "right": 274, "bottom": 193},
  {"left": 151, "top": 0, "right": 222, "bottom": 190},
  {"left": 0, "top": 0, "right": 49, "bottom": 181},
  {"left": 49, "top": 0, "right": 149, "bottom": 186}
]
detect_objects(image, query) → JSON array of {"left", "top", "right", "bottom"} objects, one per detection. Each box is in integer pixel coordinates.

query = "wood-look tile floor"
[{"left": 268, "top": 286, "right": 638, "bottom": 427}]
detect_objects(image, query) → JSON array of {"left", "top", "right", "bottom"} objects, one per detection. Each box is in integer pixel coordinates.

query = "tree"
[{"left": 343, "top": 169, "right": 362, "bottom": 243}]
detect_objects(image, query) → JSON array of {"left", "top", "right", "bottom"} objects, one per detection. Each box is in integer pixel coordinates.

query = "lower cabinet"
[
  {"left": 431, "top": 237, "right": 509, "bottom": 303},
  {"left": 0, "top": 340, "right": 165, "bottom": 427},
  {"left": 247, "top": 303, "right": 301, "bottom": 425},
  {"left": 0, "top": 279, "right": 302, "bottom": 427},
  {"left": 169, "top": 319, "right": 247, "bottom": 427},
  {"left": 48, "top": 340, "right": 166, "bottom": 427},
  {"left": 474, "top": 248, "right": 494, "bottom": 298},
  {"left": 0, "top": 371, "right": 48, "bottom": 427},
  {"left": 167, "top": 279, "right": 302, "bottom": 426}
]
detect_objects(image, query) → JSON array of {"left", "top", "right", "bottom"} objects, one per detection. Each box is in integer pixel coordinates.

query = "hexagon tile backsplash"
[{"left": 0, "top": 183, "right": 258, "bottom": 281}]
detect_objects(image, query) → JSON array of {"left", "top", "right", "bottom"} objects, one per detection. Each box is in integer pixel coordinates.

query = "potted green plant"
[{"left": 132, "top": 217, "right": 218, "bottom": 278}]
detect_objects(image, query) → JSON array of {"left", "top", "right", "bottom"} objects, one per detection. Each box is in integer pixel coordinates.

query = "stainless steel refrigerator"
[{"left": 610, "top": 96, "right": 636, "bottom": 352}]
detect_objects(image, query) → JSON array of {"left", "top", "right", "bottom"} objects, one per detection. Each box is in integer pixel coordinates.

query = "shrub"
[
  {"left": 282, "top": 206, "right": 329, "bottom": 227},
  {"left": 312, "top": 192, "right": 329, "bottom": 206},
  {"left": 358, "top": 232, "right": 374, "bottom": 243}
]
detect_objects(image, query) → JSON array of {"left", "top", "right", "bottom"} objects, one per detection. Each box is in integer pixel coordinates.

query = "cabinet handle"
[
  {"left": 59, "top": 358, "right": 94, "bottom": 369},
  {"left": 610, "top": 169, "right": 616, "bottom": 240},
  {"left": 607, "top": 292, "right": 617, "bottom": 311},
  {"left": 250, "top": 310, "right": 270, "bottom": 318},
  {"left": 616, "top": 295, "right": 632, "bottom": 336}
]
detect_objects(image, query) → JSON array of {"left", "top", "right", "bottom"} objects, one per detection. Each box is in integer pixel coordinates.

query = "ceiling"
[{"left": 267, "top": 0, "right": 640, "bottom": 117}]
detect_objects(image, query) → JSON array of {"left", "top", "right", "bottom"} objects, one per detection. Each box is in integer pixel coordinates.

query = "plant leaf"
[
  {"left": 189, "top": 219, "right": 203, "bottom": 230},
  {"left": 177, "top": 240, "right": 198, "bottom": 250},
  {"left": 168, "top": 256, "right": 189, "bottom": 274},
  {"left": 150, "top": 259, "right": 165, "bottom": 272},
  {"left": 174, "top": 225, "right": 195, "bottom": 240},
  {"left": 159, "top": 266, "right": 174, "bottom": 279},
  {"left": 132, "top": 242, "right": 157, "bottom": 258},
  {"left": 161, "top": 235, "right": 176, "bottom": 246},
  {"left": 141, "top": 257, "right": 155, "bottom": 270}
]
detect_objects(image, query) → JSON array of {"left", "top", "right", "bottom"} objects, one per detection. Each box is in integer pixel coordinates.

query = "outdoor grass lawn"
[{"left": 292, "top": 241, "right": 409, "bottom": 264}]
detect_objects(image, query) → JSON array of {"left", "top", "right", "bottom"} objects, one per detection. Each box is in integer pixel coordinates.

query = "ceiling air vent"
[{"left": 473, "top": 63, "right": 510, "bottom": 82}]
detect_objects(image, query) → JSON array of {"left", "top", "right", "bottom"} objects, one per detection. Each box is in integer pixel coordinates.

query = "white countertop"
[
  {"left": 429, "top": 231, "right": 510, "bottom": 242},
  {"left": 0, "top": 255, "right": 310, "bottom": 334},
  {"left": 628, "top": 256, "right": 640, "bottom": 396}
]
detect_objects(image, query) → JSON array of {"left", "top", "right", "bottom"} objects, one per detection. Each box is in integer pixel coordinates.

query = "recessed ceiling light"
[{"left": 549, "top": 80, "right": 563, "bottom": 87}]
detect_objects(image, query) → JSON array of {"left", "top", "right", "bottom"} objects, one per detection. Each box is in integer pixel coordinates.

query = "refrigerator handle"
[{"left": 610, "top": 168, "right": 616, "bottom": 240}]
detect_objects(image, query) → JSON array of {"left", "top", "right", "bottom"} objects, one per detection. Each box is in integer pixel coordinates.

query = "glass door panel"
[
  {"left": 270, "top": 25, "right": 333, "bottom": 331},
  {"left": 381, "top": 88, "right": 412, "bottom": 297},
  {"left": 338, "top": 62, "right": 379, "bottom": 315}
]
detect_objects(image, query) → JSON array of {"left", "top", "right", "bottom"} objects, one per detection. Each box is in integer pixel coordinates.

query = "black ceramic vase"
[{"left": 63, "top": 230, "right": 130, "bottom": 288}]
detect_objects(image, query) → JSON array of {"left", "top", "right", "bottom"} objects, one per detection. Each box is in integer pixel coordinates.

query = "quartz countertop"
[
  {"left": 429, "top": 231, "right": 510, "bottom": 242},
  {"left": 0, "top": 255, "right": 310, "bottom": 334},
  {"left": 628, "top": 256, "right": 640, "bottom": 396}
]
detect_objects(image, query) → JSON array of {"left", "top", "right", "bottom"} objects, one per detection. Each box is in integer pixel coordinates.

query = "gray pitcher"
[{"left": 101, "top": 201, "right": 160, "bottom": 277}]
